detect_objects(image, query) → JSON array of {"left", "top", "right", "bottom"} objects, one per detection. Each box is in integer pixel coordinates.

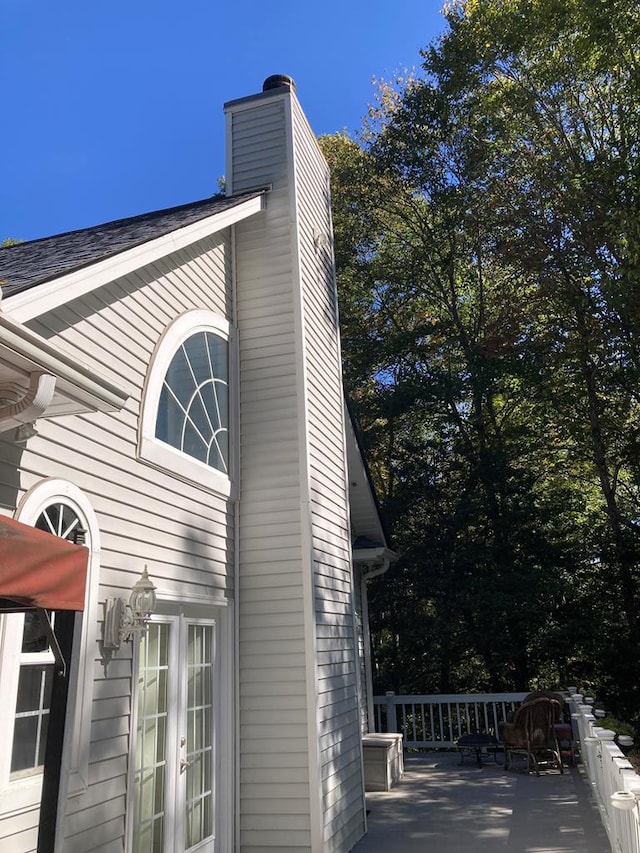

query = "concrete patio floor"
[{"left": 353, "top": 751, "right": 610, "bottom": 853}]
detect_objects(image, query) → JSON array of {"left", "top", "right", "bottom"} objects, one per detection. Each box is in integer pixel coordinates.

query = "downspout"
[
  {"left": 360, "top": 559, "right": 392, "bottom": 733},
  {"left": 231, "top": 221, "right": 241, "bottom": 853}
]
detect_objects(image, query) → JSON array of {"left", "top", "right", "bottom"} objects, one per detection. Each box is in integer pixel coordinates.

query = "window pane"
[
  {"left": 185, "top": 624, "right": 214, "bottom": 848},
  {"left": 183, "top": 333, "right": 210, "bottom": 386},
  {"left": 35, "top": 504, "right": 61, "bottom": 535},
  {"left": 15, "top": 664, "right": 53, "bottom": 712},
  {"left": 11, "top": 665, "right": 54, "bottom": 774},
  {"left": 214, "top": 380, "right": 228, "bottom": 429},
  {"left": 206, "top": 332, "right": 228, "bottom": 380},
  {"left": 200, "top": 383, "right": 220, "bottom": 431},
  {"left": 208, "top": 433, "right": 228, "bottom": 472},
  {"left": 21, "top": 611, "right": 49, "bottom": 653},
  {"left": 186, "top": 395, "right": 211, "bottom": 443},
  {"left": 35, "top": 503, "right": 80, "bottom": 539},
  {"left": 133, "top": 623, "right": 169, "bottom": 853},
  {"left": 165, "top": 347, "right": 195, "bottom": 408},
  {"left": 37, "top": 715, "right": 50, "bottom": 767},
  {"left": 156, "top": 384, "right": 185, "bottom": 445},
  {"left": 183, "top": 421, "right": 208, "bottom": 463},
  {"left": 12, "top": 717, "right": 38, "bottom": 772}
]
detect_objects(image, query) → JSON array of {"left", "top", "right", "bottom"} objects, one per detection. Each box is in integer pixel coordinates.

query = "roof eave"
[{"left": 3, "top": 193, "right": 266, "bottom": 324}]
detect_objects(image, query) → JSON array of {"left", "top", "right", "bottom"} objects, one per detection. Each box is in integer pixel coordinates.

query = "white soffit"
[
  {"left": 4, "top": 194, "right": 265, "bottom": 324},
  {"left": 345, "top": 407, "right": 389, "bottom": 548}
]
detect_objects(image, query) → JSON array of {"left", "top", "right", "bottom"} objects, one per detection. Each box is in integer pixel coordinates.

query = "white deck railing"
[
  {"left": 568, "top": 694, "right": 640, "bottom": 853},
  {"left": 373, "top": 691, "right": 528, "bottom": 748},
  {"left": 372, "top": 690, "right": 640, "bottom": 853}
]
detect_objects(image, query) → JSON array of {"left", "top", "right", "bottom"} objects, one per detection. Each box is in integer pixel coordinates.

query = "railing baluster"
[
  {"left": 372, "top": 692, "right": 530, "bottom": 749},
  {"left": 491, "top": 703, "right": 498, "bottom": 736}
]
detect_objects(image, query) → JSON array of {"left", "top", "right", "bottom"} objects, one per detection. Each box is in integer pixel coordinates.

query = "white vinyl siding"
[
  {"left": 229, "top": 86, "right": 365, "bottom": 853},
  {"left": 232, "top": 95, "right": 316, "bottom": 852},
  {"left": 291, "top": 97, "right": 364, "bottom": 853},
  {"left": 0, "top": 231, "right": 234, "bottom": 852}
]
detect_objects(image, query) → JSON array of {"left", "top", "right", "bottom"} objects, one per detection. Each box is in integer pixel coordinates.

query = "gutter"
[
  {"left": 353, "top": 546, "right": 397, "bottom": 580},
  {"left": 0, "top": 312, "right": 129, "bottom": 414}
]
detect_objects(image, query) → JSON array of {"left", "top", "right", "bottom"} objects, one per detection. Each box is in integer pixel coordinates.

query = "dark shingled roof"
[{"left": 0, "top": 191, "right": 264, "bottom": 297}]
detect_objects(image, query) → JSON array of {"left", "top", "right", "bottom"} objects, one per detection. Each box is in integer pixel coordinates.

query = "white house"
[{"left": 0, "top": 75, "right": 394, "bottom": 853}]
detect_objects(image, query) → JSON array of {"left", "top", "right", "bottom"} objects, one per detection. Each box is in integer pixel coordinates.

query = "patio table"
[{"left": 456, "top": 733, "right": 501, "bottom": 767}]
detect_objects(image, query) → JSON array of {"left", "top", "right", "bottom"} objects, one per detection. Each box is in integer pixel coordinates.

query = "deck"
[{"left": 353, "top": 751, "right": 611, "bottom": 853}]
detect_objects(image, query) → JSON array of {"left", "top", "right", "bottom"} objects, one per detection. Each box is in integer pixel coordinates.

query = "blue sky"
[{"left": 1, "top": 1, "right": 446, "bottom": 242}]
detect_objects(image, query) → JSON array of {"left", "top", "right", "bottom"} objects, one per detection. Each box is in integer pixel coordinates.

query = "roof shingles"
[{"left": 0, "top": 192, "right": 263, "bottom": 296}]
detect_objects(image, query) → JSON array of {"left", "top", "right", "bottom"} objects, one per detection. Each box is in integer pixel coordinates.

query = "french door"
[{"left": 130, "top": 616, "right": 217, "bottom": 853}]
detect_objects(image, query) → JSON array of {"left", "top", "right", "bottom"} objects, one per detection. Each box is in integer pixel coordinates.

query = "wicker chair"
[{"left": 499, "top": 696, "right": 564, "bottom": 775}]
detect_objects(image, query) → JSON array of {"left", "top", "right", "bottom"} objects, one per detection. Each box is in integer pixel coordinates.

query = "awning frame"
[{"left": 37, "top": 608, "right": 67, "bottom": 676}]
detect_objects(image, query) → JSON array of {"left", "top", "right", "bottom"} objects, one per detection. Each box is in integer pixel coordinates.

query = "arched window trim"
[
  {"left": 138, "top": 310, "right": 237, "bottom": 499},
  {"left": 0, "top": 480, "right": 100, "bottom": 815}
]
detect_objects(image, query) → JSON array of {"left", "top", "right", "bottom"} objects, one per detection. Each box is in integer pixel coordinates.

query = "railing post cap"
[
  {"left": 385, "top": 691, "right": 395, "bottom": 696},
  {"left": 597, "top": 729, "right": 616, "bottom": 741},
  {"left": 611, "top": 791, "right": 638, "bottom": 810}
]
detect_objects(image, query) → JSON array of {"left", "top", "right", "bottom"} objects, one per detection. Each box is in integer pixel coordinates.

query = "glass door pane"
[
  {"left": 184, "top": 624, "right": 215, "bottom": 850},
  {"left": 11, "top": 662, "right": 54, "bottom": 773},
  {"left": 133, "top": 623, "right": 170, "bottom": 853}
]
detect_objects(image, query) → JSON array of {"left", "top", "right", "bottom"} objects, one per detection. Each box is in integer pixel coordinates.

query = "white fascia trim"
[
  {"left": 0, "top": 314, "right": 128, "bottom": 412},
  {"left": 4, "top": 194, "right": 266, "bottom": 324}
]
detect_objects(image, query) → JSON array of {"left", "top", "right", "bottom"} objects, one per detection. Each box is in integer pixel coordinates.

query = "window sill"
[
  {"left": 0, "top": 773, "right": 43, "bottom": 818},
  {"left": 139, "top": 437, "right": 235, "bottom": 500}
]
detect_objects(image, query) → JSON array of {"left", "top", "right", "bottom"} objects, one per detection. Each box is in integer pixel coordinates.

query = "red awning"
[{"left": 0, "top": 515, "right": 88, "bottom": 612}]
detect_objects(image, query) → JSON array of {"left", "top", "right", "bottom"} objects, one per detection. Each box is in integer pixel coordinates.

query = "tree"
[
  {"left": 322, "top": 0, "right": 640, "bottom": 717},
  {"left": 321, "top": 124, "right": 592, "bottom": 694}
]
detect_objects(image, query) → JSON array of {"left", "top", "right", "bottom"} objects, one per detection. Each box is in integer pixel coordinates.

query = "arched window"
[
  {"left": 0, "top": 481, "right": 100, "bottom": 814},
  {"left": 156, "top": 329, "right": 229, "bottom": 473},
  {"left": 139, "top": 311, "right": 236, "bottom": 497}
]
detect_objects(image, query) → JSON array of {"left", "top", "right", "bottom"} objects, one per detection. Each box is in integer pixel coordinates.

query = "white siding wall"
[
  {"left": 231, "top": 94, "right": 316, "bottom": 853},
  {"left": 290, "top": 98, "right": 365, "bottom": 853},
  {"left": 0, "top": 232, "right": 234, "bottom": 852},
  {"left": 228, "top": 84, "right": 365, "bottom": 853}
]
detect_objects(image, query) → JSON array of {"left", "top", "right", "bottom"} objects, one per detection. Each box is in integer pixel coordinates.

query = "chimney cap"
[{"left": 263, "top": 74, "right": 296, "bottom": 93}]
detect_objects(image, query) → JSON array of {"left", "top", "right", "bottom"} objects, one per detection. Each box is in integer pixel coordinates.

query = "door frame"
[{"left": 126, "top": 600, "right": 234, "bottom": 853}]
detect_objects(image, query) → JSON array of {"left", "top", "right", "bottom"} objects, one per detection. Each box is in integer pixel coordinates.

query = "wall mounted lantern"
[{"left": 103, "top": 565, "right": 157, "bottom": 650}]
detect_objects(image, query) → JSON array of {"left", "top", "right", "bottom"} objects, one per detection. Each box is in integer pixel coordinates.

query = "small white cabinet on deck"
[{"left": 362, "top": 733, "right": 404, "bottom": 792}]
